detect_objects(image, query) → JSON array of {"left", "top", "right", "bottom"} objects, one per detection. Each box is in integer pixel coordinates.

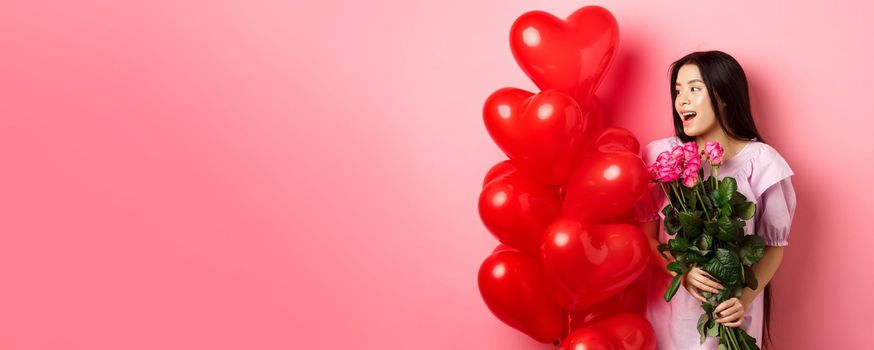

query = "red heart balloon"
[
  {"left": 484, "top": 245, "right": 576, "bottom": 328},
  {"left": 482, "top": 160, "right": 518, "bottom": 188},
  {"left": 570, "top": 270, "right": 652, "bottom": 329},
  {"left": 557, "top": 327, "right": 622, "bottom": 350},
  {"left": 478, "top": 250, "right": 564, "bottom": 344},
  {"left": 598, "top": 209, "right": 637, "bottom": 225},
  {"left": 541, "top": 219, "right": 650, "bottom": 312},
  {"left": 483, "top": 88, "right": 595, "bottom": 185},
  {"left": 510, "top": 6, "right": 619, "bottom": 104},
  {"left": 478, "top": 172, "right": 561, "bottom": 256},
  {"left": 593, "top": 127, "right": 641, "bottom": 154},
  {"left": 562, "top": 149, "right": 649, "bottom": 223},
  {"left": 588, "top": 313, "right": 657, "bottom": 350}
]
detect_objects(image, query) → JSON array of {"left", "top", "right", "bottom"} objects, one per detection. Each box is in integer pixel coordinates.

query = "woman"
[{"left": 636, "top": 50, "right": 797, "bottom": 349}]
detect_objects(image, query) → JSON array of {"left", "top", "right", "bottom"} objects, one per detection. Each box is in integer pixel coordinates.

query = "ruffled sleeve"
[
  {"left": 634, "top": 138, "right": 670, "bottom": 223},
  {"left": 755, "top": 177, "right": 797, "bottom": 246},
  {"left": 750, "top": 144, "right": 797, "bottom": 246}
]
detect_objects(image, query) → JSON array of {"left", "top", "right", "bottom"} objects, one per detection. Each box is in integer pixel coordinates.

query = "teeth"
[{"left": 683, "top": 112, "right": 696, "bottom": 120}]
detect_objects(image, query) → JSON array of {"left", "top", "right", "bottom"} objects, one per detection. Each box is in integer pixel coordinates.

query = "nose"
[{"left": 677, "top": 91, "right": 690, "bottom": 106}]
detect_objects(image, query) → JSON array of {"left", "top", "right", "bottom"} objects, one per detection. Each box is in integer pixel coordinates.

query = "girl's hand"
[
  {"left": 714, "top": 297, "right": 746, "bottom": 328},
  {"left": 683, "top": 266, "right": 724, "bottom": 302}
]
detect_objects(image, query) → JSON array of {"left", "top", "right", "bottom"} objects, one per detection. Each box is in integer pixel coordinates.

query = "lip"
[
  {"left": 680, "top": 110, "right": 697, "bottom": 126},
  {"left": 682, "top": 117, "right": 694, "bottom": 126}
]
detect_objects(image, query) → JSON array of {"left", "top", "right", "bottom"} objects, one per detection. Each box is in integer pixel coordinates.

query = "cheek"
[{"left": 692, "top": 95, "right": 710, "bottom": 108}]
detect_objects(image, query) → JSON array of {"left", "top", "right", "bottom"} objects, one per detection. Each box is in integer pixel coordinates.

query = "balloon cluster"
[{"left": 477, "top": 6, "right": 656, "bottom": 349}]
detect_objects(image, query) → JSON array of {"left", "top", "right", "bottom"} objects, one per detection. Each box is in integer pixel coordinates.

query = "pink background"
[{"left": 0, "top": 0, "right": 870, "bottom": 349}]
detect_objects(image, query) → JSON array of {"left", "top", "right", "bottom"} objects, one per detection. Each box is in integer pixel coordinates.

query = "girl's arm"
[{"left": 740, "top": 246, "right": 784, "bottom": 306}]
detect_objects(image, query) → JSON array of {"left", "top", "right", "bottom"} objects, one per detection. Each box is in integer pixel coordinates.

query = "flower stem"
[
  {"left": 728, "top": 326, "right": 740, "bottom": 350},
  {"left": 659, "top": 182, "right": 680, "bottom": 215},
  {"left": 714, "top": 166, "right": 719, "bottom": 191},
  {"left": 695, "top": 187, "right": 710, "bottom": 219},
  {"left": 671, "top": 184, "right": 688, "bottom": 212}
]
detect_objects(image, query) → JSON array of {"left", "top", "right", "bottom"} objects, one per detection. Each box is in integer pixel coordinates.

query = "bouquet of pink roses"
[{"left": 649, "top": 141, "right": 763, "bottom": 350}]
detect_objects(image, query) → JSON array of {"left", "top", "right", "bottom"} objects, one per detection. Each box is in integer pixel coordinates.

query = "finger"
[
  {"left": 692, "top": 268, "right": 725, "bottom": 289},
  {"left": 687, "top": 286, "right": 707, "bottom": 302},
  {"left": 688, "top": 279, "right": 714, "bottom": 294},
  {"left": 713, "top": 298, "right": 737, "bottom": 314},
  {"left": 716, "top": 307, "right": 742, "bottom": 323},
  {"left": 715, "top": 304, "right": 743, "bottom": 323},
  {"left": 726, "top": 319, "right": 743, "bottom": 328},
  {"left": 695, "top": 274, "right": 724, "bottom": 291},
  {"left": 691, "top": 277, "right": 721, "bottom": 293}
]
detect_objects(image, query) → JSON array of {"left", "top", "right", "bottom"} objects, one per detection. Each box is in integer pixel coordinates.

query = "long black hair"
[
  {"left": 669, "top": 50, "right": 775, "bottom": 349},
  {"left": 668, "top": 50, "right": 765, "bottom": 144}
]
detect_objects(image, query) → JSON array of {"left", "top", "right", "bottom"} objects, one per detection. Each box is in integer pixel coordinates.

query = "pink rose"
[
  {"left": 682, "top": 142, "right": 699, "bottom": 160},
  {"left": 681, "top": 161, "right": 701, "bottom": 188},
  {"left": 660, "top": 166, "right": 681, "bottom": 183},
  {"left": 704, "top": 141, "right": 725, "bottom": 165},
  {"left": 682, "top": 142, "right": 702, "bottom": 171},
  {"left": 670, "top": 145, "right": 686, "bottom": 166},
  {"left": 652, "top": 150, "right": 682, "bottom": 183}
]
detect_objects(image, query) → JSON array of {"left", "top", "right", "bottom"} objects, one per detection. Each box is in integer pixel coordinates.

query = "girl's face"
[{"left": 675, "top": 64, "right": 722, "bottom": 138}]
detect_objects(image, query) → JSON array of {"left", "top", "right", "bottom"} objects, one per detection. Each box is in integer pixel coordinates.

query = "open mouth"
[{"left": 682, "top": 111, "right": 697, "bottom": 121}]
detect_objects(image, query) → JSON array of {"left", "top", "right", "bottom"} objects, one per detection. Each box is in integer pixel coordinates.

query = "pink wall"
[{"left": 0, "top": 0, "right": 869, "bottom": 349}]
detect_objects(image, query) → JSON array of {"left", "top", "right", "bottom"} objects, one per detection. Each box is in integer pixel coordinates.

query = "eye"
[{"left": 691, "top": 86, "right": 701, "bottom": 92}]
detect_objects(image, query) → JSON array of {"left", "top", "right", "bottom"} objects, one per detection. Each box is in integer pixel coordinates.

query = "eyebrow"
[{"left": 675, "top": 79, "right": 704, "bottom": 86}]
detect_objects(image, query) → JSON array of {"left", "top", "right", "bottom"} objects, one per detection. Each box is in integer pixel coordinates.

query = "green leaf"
[
  {"left": 669, "top": 236, "right": 691, "bottom": 251},
  {"left": 696, "top": 234, "right": 714, "bottom": 251},
  {"left": 657, "top": 243, "right": 671, "bottom": 259},
  {"left": 704, "top": 220, "right": 718, "bottom": 236},
  {"left": 665, "top": 213, "right": 682, "bottom": 234},
  {"left": 675, "top": 252, "right": 688, "bottom": 265},
  {"left": 718, "top": 343, "right": 727, "bottom": 350},
  {"left": 716, "top": 216, "right": 733, "bottom": 240},
  {"left": 730, "top": 190, "right": 748, "bottom": 205},
  {"left": 744, "top": 265, "right": 759, "bottom": 290},
  {"left": 720, "top": 177, "right": 737, "bottom": 200},
  {"left": 687, "top": 246, "right": 710, "bottom": 261},
  {"left": 686, "top": 187, "right": 699, "bottom": 211},
  {"left": 667, "top": 261, "right": 683, "bottom": 275},
  {"left": 716, "top": 216, "right": 743, "bottom": 241},
  {"left": 707, "top": 318, "right": 720, "bottom": 337},
  {"left": 720, "top": 203, "right": 733, "bottom": 218},
  {"left": 703, "top": 248, "right": 742, "bottom": 288},
  {"left": 688, "top": 246, "right": 711, "bottom": 257},
  {"left": 701, "top": 302, "right": 715, "bottom": 314},
  {"left": 679, "top": 211, "right": 704, "bottom": 238},
  {"left": 709, "top": 188, "right": 729, "bottom": 209},
  {"left": 739, "top": 234, "right": 765, "bottom": 266},
  {"left": 664, "top": 274, "right": 683, "bottom": 302},
  {"left": 700, "top": 187, "right": 714, "bottom": 210},
  {"left": 734, "top": 201, "right": 757, "bottom": 220},
  {"left": 686, "top": 250, "right": 708, "bottom": 264},
  {"left": 697, "top": 313, "right": 709, "bottom": 344}
]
